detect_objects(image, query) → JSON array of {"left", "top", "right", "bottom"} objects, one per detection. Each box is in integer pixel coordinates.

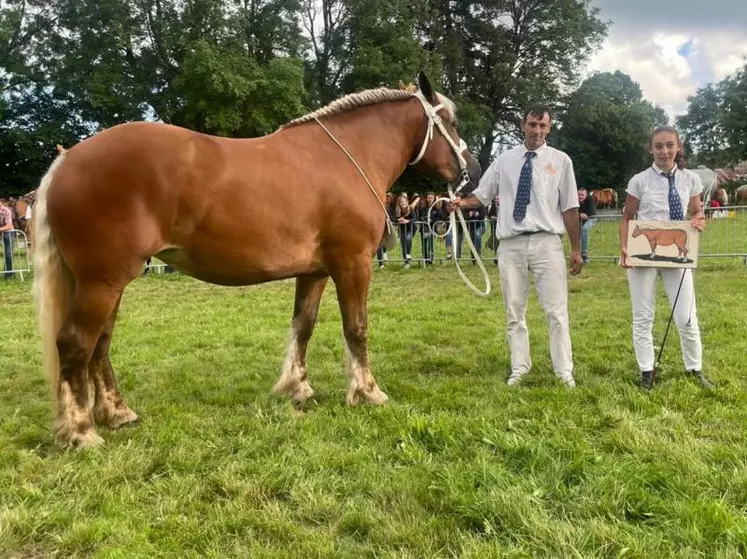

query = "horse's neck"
[{"left": 324, "top": 100, "right": 423, "bottom": 193}]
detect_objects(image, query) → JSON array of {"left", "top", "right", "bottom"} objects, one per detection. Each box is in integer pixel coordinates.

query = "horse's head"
[
  {"left": 632, "top": 225, "right": 641, "bottom": 237},
  {"left": 407, "top": 72, "right": 482, "bottom": 195}
]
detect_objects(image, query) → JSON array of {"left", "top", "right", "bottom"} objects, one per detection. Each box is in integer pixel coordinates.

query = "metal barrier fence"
[
  {"left": 1, "top": 229, "right": 32, "bottom": 281},
  {"left": 582, "top": 206, "right": 747, "bottom": 263},
  {"left": 3, "top": 208, "right": 745, "bottom": 279},
  {"left": 375, "top": 206, "right": 747, "bottom": 267}
]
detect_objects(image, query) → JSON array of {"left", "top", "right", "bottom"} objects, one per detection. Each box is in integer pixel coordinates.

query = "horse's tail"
[{"left": 33, "top": 152, "right": 74, "bottom": 403}]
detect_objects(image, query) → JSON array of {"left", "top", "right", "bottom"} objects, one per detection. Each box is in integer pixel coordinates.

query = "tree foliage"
[
  {"left": 553, "top": 71, "right": 667, "bottom": 192},
  {"left": 1, "top": 0, "right": 609, "bottom": 196},
  {"left": 677, "top": 60, "right": 747, "bottom": 168}
]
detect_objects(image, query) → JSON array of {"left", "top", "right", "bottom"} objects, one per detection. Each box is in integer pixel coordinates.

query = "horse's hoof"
[
  {"left": 290, "top": 381, "right": 314, "bottom": 404},
  {"left": 59, "top": 428, "right": 105, "bottom": 450},
  {"left": 346, "top": 384, "right": 389, "bottom": 406},
  {"left": 108, "top": 407, "right": 139, "bottom": 428},
  {"left": 365, "top": 386, "right": 389, "bottom": 405}
]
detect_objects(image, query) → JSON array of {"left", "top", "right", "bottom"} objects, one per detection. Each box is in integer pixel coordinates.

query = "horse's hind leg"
[
  {"left": 55, "top": 283, "right": 122, "bottom": 448},
  {"left": 331, "top": 257, "right": 388, "bottom": 406},
  {"left": 273, "top": 274, "right": 328, "bottom": 403},
  {"left": 90, "top": 293, "right": 138, "bottom": 428}
]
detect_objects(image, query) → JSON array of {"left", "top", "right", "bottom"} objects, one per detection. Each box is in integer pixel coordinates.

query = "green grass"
[{"left": 2, "top": 259, "right": 747, "bottom": 557}]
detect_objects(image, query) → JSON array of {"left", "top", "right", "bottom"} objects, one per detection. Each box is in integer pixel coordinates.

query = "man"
[
  {"left": 0, "top": 199, "right": 14, "bottom": 279},
  {"left": 450, "top": 104, "right": 582, "bottom": 387},
  {"left": 577, "top": 187, "right": 597, "bottom": 263}
]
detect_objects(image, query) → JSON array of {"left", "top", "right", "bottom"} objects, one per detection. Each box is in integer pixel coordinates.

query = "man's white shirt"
[{"left": 473, "top": 143, "right": 579, "bottom": 240}]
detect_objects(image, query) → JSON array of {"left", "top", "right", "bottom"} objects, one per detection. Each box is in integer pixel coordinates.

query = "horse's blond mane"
[{"left": 280, "top": 86, "right": 456, "bottom": 129}]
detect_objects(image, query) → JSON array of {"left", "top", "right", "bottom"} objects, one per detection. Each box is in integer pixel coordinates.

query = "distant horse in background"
[
  {"left": 632, "top": 225, "right": 688, "bottom": 260},
  {"left": 592, "top": 188, "right": 618, "bottom": 209},
  {"left": 735, "top": 185, "right": 747, "bottom": 205},
  {"left": 32, "top": 72, "right": 482, "bottom": 449}
]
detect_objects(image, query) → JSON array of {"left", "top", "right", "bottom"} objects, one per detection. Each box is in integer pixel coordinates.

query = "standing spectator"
[
  {"left": 0, "top": 199, "right": 14, "bottom": 279},
  {"left": 415, "top": 192, "right": 437, "bottom": 265},
  {"left": 376, "top": 193, "right": 395, "bottom": 268},
  {"left": 395, "top": 193, "right": 414, "bottom": 268},
  {"left": 577, "top": 187, "right": 597, "bottom": 263},
  {"left": 487, "top": 195, "right": 500, "bottom": 264}
]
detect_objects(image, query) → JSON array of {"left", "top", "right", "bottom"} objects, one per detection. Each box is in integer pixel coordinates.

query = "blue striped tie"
[
  {"left": 665, "top": 171, "right": 684, "bottom": 220},
  {"left": 513, "top": 151, "right": 536, "bottom": 222}
]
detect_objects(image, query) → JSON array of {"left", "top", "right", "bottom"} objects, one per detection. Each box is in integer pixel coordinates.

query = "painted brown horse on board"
[
  {"left": 33, "top": 73, "right": 482, "bottom": 449},
  {"left": 632, "top": 225, "right": 689, "bottom": 260}
]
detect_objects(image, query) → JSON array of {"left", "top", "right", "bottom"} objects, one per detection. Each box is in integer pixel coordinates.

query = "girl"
[
  {"left": 619, "top": 125, "right": 712, "bottom": 391},
  {"left": 415, "top": 192, "right": 436, "bottom": 265},
  {"left": 395, "top": 193, "right": 414, "bottom": 268}
]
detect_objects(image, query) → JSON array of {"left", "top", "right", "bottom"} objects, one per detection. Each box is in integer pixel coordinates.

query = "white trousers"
[
  {"left": 497, "top": 233, "right": 573, "bottom": 378},
  {"left": 626, "top": 267, "right": 702, "bottom": 372}
]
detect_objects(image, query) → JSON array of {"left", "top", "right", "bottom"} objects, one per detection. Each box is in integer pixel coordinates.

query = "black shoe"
[
  {"left": 689, "top": 370, "right": 715, "bottom": 390},
  {"left": 640, "top": 370, "right": 654, "bottom": 391}
]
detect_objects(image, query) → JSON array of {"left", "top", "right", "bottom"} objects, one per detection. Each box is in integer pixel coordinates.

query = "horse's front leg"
[
  {"left": 649, "top": 240, "right": 657, "bottom": 258},
  {"left": 331, "top": 255, "right": 388, "bottom": 406},
  {"left": 273, "top": 273, "right": 329, "bottom": 403}
]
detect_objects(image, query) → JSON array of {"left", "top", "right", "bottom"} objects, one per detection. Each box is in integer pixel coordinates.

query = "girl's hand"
[
  {"left": 690, "top": 215, "right": 706, "bottom": 232},
  {"left": 620, "top": 246, "right": 634, "bottom": 268}
]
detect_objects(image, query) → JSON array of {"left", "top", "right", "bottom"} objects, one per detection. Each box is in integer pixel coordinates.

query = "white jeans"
[
  {"left": 626, "top": 267, "right": 702, "bottom": 371},
  {"left": 497, "top": 233, "right": 573, "bottom": 378}
]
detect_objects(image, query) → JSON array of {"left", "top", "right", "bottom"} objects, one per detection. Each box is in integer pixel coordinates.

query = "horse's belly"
[{"left": 155, "top": 246, "right": 322, "bottom": 286}]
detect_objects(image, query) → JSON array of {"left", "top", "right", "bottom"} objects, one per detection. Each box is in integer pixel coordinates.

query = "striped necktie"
[
  {"left": 664, "top": 171, "right": 684, "bottom": 220},
  {"left": 513, "top": 151, "right": 536, "bottom": 222}
]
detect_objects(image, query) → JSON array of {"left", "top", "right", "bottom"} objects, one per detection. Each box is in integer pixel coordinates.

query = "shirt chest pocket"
[{"left": 532, "top": 164, "right": 559, "bottom": 205}]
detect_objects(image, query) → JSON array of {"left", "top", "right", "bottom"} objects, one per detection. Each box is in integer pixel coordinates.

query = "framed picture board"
[{"left": 626, "top": 220, "right": 700, "bottom": 268}]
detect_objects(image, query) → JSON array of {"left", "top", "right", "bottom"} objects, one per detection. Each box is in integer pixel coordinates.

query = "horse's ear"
[{"left": 418, "top": 72, "right": 437, "bottom": 104}]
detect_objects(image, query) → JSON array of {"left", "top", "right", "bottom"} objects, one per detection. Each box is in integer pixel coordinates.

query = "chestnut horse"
[
  {"left": 591, "top": 188, "right": 618, "bottom": 209},
  {"left": 33, "top": 73, "right": 481, "bottom": 448},
  {"left": 735, "top": 185, "right": 747, "bottom": 205},
  {"left": 632, "top": 225, "right": 688, "bottom": 260}
]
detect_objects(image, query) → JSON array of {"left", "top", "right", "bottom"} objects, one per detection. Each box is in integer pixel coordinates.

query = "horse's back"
[{"left": 45, "top": 122, "right": 228, "bottom": 277}]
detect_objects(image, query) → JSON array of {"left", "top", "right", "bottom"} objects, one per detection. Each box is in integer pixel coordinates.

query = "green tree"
[
  {"left": 0, "top": 85, "right": 90, "bottom": 196},
  {"left": 426, "top": 0, "right": 608, "bottom": 170},
  {"left": 36, "top": 0, "right": 307, "bottom": 133},
  {"left": 719, "top": 64, "right": 747, "bottom": 163},
  {"left": 553, "top": 71, "right": 667, "bottom": 193},
  {"left": 676, "top": 84, "right": 728, "bottom": 168}
]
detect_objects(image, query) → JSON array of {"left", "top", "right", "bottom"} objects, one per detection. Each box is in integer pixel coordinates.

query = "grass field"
[{"left": 2, "top": 258, "right": 747, "bottom": 557}]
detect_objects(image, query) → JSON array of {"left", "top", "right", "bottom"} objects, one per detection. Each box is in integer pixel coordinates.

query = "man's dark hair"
[{"left": 522, "top": 104, "right": 552, "bottom": 122}]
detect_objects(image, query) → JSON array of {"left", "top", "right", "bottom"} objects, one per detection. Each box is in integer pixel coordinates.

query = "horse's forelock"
[{"left": 435, "top": 93, "right": 457, "bottom": 124}]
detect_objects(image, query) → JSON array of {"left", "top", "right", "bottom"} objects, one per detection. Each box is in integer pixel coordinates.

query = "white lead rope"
[{"left": 428, "top": 190, "right": 492, "bottom": 297}]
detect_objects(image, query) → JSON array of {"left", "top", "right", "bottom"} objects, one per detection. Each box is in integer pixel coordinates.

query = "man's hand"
[
  {"left": 447, "top": 197, "right": 462, "bottom": 213},
  {"left": 690, "top": 215, "right": 706, "bottom": 232},
  {"left": 570, "top": 250, "right": 583, "bottom": 275},
  {"left": 580, "top": 213, "right": 588, "bottom": 221}
]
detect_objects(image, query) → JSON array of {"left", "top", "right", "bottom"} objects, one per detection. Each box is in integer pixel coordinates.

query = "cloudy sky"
[{"left": 587, "top": 0, "right": 747, "bottom": 121}]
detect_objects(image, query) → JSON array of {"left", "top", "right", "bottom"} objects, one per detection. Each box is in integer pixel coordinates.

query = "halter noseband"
[{"left": 408, "top": 92, "right": 471, "bottom": 193}]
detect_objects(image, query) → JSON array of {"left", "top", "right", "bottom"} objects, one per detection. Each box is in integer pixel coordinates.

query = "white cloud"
[{"left": 586, "top": 29, "right": 747, "bottom": 121}]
